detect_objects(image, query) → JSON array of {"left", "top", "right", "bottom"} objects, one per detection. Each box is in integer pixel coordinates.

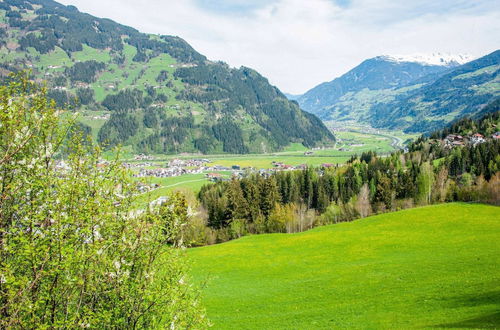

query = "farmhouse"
[
  {"left": 206, "top": 173, "right": 223, "bottom": 182},
  {"left": 470, "top": 133, "right": 486, "bottom": 146},
  {"left": 134, "top": 154, "right": 155, "bottom": 161},
  {"left": 444, "top": 134, "right": 464, "bottom": 148}
]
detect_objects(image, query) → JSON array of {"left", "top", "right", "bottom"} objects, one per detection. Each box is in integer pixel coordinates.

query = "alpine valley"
[
  {"left": 297, "top": 51, "right": 500, "bottom": 133},
  {"left": 0, "top": 0, "right": 334, "bottom": 155}
]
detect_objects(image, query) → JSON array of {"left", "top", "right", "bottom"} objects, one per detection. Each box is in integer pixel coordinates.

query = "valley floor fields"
[
  {"left": 188, "top": 203, "right": 500, "bottom": 329},
  {"left": 127, "top": 129, "right": 416, "bottom": 206}
]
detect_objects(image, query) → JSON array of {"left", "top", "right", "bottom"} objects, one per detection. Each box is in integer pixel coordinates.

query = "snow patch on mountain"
[{"left": 379, "top": 53, "right": 476, "bottom": 67}]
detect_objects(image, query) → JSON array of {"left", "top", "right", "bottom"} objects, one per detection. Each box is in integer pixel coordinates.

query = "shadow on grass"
[
  {"left": 434, "top": 311, "right": 499, "bottom": 329},
  {"left": 431, "top": 290, "right": 500, "bottom": 328}
]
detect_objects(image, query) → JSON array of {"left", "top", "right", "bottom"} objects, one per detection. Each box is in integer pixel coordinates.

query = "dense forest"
[{"left": 191, "top": 112, "right": 500, "bottom": 244}]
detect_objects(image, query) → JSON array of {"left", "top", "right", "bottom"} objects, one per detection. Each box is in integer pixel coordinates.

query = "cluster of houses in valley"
[
  {"left": 443, "top": 132, "right": 500, "bottom": 148},
  {"left": 126, "top": 152, "right": 345, "bottom": 183},
  {"left": 123, "top": 162, "right": 155, "bottom": 169},
  {"left": 134, "top": 154, "right": 156, "bottom": 161},
  {"left": 168, "top": 158, "right": 211, "bottom": 167},
  {"left": 132, "top": 157, "right": 212, "bottom": 179},
  {"left": 272, "top": 161, "right": 308, "bottom": 170},
  {"left": 272, "top": 161, "right": 336, "bottom": 170},
  {"left": 136, "top": 166, "right": 203, "bottom": 178}
]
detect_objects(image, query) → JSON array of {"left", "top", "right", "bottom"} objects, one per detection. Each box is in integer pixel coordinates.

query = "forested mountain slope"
[
  {"left": 298, "top": 51, "right": 499, "bottom": 134},
  {"left": 297, "top": 55, "right": 458, "bottom": 122},
  {"left": 371, "top": 50, "right": 500, "bottom": 132},
  {"left": 0, "top": 0, "right": 334, "bottom": 154}
]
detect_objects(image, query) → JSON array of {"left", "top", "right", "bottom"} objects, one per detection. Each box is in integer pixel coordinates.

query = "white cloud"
[{"left": 58, "top": 0, "right": 500, "bottom": 94}]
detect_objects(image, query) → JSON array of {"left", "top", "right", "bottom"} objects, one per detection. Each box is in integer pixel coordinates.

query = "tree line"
[{"left": 193, "top": 113, "right": 500, "bottom": 244}]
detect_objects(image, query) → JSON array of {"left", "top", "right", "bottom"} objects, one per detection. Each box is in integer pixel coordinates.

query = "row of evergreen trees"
[{"left": 196, "top": 113, "right": 500, "bottom": 242}]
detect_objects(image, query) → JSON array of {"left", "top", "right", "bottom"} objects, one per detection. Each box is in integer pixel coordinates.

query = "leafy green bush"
[{"left": 0, "top": 73, "right": 208, "bottom": 328}]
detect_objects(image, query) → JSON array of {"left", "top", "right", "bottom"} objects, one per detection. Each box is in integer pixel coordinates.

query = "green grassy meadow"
[
  {"left": 188, "top": 203, "right": 500, "bottom": 329},
  {"left": 133, "top": 172, "right": 232, "bottom": 206}
]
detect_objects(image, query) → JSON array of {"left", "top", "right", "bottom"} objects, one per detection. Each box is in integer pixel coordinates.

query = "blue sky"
[{"left": 58, "top": 0, "right": 500, "bottom": 94}]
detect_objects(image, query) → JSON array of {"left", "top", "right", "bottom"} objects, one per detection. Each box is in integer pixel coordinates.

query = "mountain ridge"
[
  {"left": 297, "top": 50, "right": 499, "bottom": 132},
  {"left": 297, "top": 55, "right": 455, "bottom": 122},
  {"left": 378, "top": 53, "right": 475, "bottom": 66},
  {"left": 371, "top": 49, "right": 500, "bottom": 132},
  {"left": 0, "top": 0, "right": 334, "bottom": 154}
]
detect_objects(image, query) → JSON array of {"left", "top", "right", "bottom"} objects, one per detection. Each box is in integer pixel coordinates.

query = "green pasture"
[
  {"left": 188, "top": 203, "right": 500, "bottom": 329},
  {"left": 133, "top": 172, "right": 232, "bottom": 206}
]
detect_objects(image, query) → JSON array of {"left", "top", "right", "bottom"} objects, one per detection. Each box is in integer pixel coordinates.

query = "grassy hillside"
[
  {"left": 188, "top": 203, "right": 500, "bottom": 329},
  {"left": 0, "top": 0, "right": 334, "bottom": 154}
]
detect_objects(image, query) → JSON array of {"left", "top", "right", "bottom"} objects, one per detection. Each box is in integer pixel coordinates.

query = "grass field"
[
  {"left": 207, "top": 154, "right": 351, "bottom": 169},
  {"left": 133, "top": 171, "right": 233, "bottom": 205},
  {"left": 188, "top": 203, "right": 500, "bottom": 329}
]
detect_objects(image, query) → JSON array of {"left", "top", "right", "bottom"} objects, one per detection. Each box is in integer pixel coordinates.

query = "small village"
[
  {"left": 442, "top": 131, "right": 500, "bottom": 148},
  {"left": 127, "top": 154, "right": 340, "bottom": 183}
]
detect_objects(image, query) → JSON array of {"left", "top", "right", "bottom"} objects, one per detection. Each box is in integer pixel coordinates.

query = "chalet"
[
  {"left": 492, "top": 132, "right": 500, "bottom": 140},
  {"left": 134, "top": 154, "right": 155, "bottom": 161},
  {"left": 444, "top": 134, "right": 464, "bottom": 148},
  {"left": 169, "top": 158, "right": 184, "bottom": 167},
  {"left": 445, "top": 134, "right": 464, "bottom": 142},
  {"left": 206, "top": 173, "right": 222, "bottom": 182},
  {"left": 259, "top": 169, "right": 272, "bottom": 178},
  {"left": 470, "top": 133, "right": 486, "bottom": 146},
  {"left": 213, "top": 165, "right": 230, "bottom": 171}
]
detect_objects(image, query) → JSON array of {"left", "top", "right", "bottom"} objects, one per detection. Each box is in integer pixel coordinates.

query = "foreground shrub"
[{"left": 0, "top": 73, "right": 208, "bottom": 328}]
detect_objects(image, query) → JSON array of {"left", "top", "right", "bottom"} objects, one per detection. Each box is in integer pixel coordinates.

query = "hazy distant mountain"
[
  {"left": 0, "top": 0, "right": 334, "bottom": 154},
  {"left": 297, "top": 55, "right": 464, "bottom": 123},
  {"left": 296, "top": 51, "right": 499, "bottom": 133},
  {"left": 371, "top": 50, "right": 500, "bottom": 132},
  {"left": 284, "top": 93, "right": 301, "bottom": 101}
]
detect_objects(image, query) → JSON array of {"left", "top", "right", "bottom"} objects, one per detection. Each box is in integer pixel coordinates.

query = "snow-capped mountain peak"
[{"left": 379, "top": 53, "right": 476, "bottom": 67}]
